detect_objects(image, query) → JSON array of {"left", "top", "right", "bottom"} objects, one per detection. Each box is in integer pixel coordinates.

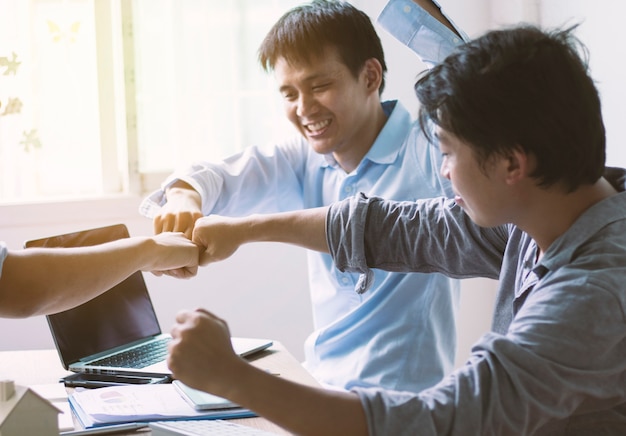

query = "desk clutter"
[
  {"left": 0, "top": 380, "right": 61, "bottom": 436},
  {"left": 1, "top": 345, "right": 314, "bottom": 435},
  {"left": 68, "top": 383, "right": 254, "bottom": 428}
]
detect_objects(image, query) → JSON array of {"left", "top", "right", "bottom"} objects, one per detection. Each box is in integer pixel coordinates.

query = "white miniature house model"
[{"left": 0, "top": 379, "right": 60, "bottom": 436}]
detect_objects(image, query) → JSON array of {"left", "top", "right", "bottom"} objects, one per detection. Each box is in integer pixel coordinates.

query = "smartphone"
[{"left": 61, "top": 372, "right": 170, "bottom": 388}]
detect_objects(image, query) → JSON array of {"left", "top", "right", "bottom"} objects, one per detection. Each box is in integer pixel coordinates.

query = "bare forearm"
[
  {"left": 0, "top": 235, "right": 198, "bottom": 318},
  {"left": 193, "top": 207, "right": 329, "bottom": 266},
  {"left": 224, "top": 364, "right": 368, "bottom": 436},
  {"left": 0, "top": 239, "right": 149, "bottom": 317},
  {"left": 244, "top": 207, "right": 330, "bottom": 253}
]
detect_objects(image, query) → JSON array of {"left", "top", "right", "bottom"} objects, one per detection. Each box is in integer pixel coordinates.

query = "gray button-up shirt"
[{"left": 326, "top": 169, "right": 626, "bottom": 435}]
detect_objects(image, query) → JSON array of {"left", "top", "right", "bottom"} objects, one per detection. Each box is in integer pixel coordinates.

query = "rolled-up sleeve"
[
  {"left": 326, "top": 193, "right": 503, "bottom": 294},
  {"left": 378, "top": 0, "right": 469, "bottom": 67}
]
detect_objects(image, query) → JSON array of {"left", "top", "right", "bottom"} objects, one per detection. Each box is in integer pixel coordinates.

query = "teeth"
[{"left": 306, "top": 120, "right": 330, "bottom": 132}]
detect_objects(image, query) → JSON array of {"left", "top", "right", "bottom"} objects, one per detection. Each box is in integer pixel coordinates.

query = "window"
[
  {"left": 0, "top": 0, "right": 294, "bottom": 204},
  {"left": 0, "top": 0, "right": 106, "bottom": 202},
  {"left": 130, "top": 0, "right": 295, "bottom": 191}
]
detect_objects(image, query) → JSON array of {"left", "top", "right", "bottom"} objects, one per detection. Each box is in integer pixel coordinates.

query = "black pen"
[{"left": 60, "top": 422, "right": 149, "bottom": 436}]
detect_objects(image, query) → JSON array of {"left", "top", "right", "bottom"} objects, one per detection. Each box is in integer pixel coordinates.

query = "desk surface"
[{"left": 0, "top": 342, "right": 317, "bottom": 435}]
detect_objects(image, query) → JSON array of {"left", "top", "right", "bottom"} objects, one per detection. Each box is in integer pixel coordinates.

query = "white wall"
[{"left": 2, "top": 0, "right": 625, "bottom": 371}]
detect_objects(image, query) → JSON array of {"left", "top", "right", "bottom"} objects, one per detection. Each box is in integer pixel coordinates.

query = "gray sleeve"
[{"left": 326, "top": 193, "right": 505, "bottom": 293}]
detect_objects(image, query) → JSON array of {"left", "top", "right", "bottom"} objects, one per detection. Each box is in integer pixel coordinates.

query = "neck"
[
  {"left": 333, "top": 102, "right": 387, "bottom": 173},
  {"left": 519, "top": 178, "right": 618, "bottom": 256}
]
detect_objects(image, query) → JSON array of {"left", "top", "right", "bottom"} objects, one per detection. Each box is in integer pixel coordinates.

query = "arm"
[
  {"left": 0, "top": 232, "right": 199, "bottom": 318},
  {"left": 328, "top": 194, "right": 505, "bottom": 282},
  {"left": 169, "top": 246, "right": 626, "bottom": 435},
  {"left": 191, "top": 207, "right": 329, "bottom": 266},
  {"left": 142, "top": 141, "right": 309, "bottom": 237},
  {"left": 378, "top": 0, "right": 469, "bottom": 68},
  {"left": 413, "top": 0, "right": 462, "bottom": 38},
  {"left": 168, "top": 308, "right": 368, "bottom": 436}
]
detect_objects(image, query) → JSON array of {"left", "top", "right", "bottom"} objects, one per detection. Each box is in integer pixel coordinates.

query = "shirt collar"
[
  {"left": 539, "top": 168, "right": 626, "bottom": 271},
  {"left": 321, "top": 100, "right": 412, "bottom": 169}
]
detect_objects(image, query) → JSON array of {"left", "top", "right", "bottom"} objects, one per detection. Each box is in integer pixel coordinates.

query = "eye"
[
  {"left": 312, "top": 82, "right": 330, "bottom": 92},
  {"left": 281, "top": 91, "right": 297, "bottom": 101}
]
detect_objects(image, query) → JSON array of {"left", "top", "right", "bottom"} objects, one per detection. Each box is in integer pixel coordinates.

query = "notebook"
[{"left": 24, "top": 223, "right": 273, "bottom": 378}]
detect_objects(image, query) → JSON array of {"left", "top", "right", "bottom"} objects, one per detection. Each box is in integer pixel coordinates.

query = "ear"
[
  {"left": 362, "top": 58, "right": 383, "bottom": 94},
  {"left": 503, "top": 146, "right": 532, "bottom": 186}
]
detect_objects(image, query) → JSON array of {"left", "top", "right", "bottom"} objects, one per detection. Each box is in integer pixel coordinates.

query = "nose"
[
  {"left": 296, "top": 92, "right": 318, "bottom": 118},
  {"left": 440, "top": 160, "right": 450, "bottom": 180}
]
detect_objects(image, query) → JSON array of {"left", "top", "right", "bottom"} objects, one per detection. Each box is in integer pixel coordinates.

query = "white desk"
[{"left": 0, "top": 342, "right": 318, "bottom": 435}]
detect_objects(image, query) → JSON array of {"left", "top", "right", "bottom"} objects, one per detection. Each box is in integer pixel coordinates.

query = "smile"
[{"left": 305, "top": 119, "right": 331, "bottom": 135}]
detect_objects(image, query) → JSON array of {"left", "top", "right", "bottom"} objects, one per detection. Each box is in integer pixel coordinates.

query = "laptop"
[{"left": 24, "top": 223, "right": 273, "bottom": 378}]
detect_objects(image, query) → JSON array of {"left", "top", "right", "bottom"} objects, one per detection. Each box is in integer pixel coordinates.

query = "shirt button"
[
  {"left": 341, "top": 277, "right": 350, "bottom": 285},
  {"left": 403, "top": 5, "right": 411, "bottom": 13},
  {"left": 344, "top": 186, "right": 353, "bottom": 193}
]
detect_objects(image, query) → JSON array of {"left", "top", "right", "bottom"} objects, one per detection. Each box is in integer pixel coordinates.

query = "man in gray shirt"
[{"left": 164, "top": 16, "right": 626, "bottom": 436}]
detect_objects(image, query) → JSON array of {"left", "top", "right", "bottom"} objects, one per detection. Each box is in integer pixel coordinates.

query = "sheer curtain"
[
  {"left": 0, "top": 0, "right": 298, "bottom": 202},
  {"left": 0, "top": 0, "right": 103, "bottom": 202}
]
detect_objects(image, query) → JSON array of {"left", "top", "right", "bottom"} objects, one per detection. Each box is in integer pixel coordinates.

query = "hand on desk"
[
  {"left": 167, "top": 308, "right": 247, "bottom": 399},
  {"left": 167, "top": 308, "right": 369, "bottom": 436}
]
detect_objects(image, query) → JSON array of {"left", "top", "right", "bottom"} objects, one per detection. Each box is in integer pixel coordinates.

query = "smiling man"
[{"left": 140, "top": 0, "right": 468, "bottom": 393}]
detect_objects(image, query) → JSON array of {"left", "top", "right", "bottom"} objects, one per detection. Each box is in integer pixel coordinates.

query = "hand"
[
  {"left": 192, "top": 215, "right": 245, "bottom": 266},
  {"left": 154, "top": 184, "right": 203, "bottom": 239},
  {"left": 147, "top": 232, "right": 200, "bottom": 278},
  {"left": 167, "top": 308, "right": 245, "bottom": 397}
]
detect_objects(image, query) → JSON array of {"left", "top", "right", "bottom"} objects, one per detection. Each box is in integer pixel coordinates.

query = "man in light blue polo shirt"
[{"left": 141, "top": 0, "right": 468, "bottom": 392}]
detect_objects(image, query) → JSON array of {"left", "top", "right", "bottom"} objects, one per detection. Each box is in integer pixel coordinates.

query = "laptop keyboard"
[
  {"left": 149, "top": 420, "right": 276, "bottom": 435},
  {"left": 90, "top": 336, "right": 170, "bottom": 368}
]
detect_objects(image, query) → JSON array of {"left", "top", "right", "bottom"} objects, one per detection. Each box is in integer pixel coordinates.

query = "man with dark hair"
[
  {"left": 258, "top": 0, "right": 388, "bottom": 94},
  {"left": 141, "top": 0, "right": 467, "bottom": 392},
  {"left": 165, "top": 4, "right": 626, "bottom": 435}
]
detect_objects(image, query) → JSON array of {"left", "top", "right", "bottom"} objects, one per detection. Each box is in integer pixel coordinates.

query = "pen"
[{"left": 60, "top": 422, "right": 149, "bottom": 436}]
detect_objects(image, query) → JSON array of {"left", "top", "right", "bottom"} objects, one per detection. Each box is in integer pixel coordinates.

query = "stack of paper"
[{"left": 68, "top": 384, "right": 254, "bottom": 428}]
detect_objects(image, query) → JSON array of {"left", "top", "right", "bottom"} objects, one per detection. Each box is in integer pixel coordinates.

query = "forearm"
[
  {"left": 224, "top": 363, "right": 368, "bottom": 436},
  {"left": 0, "top": 238, "right": 158, "bottom": 317},
  {"left": 193, "top": 207, "right": 329, "bottom": 266},
  {"left": 244, "top": 207, "right": 330, "bottom": 252}
]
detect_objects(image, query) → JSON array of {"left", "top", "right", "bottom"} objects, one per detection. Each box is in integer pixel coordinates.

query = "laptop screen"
[{"left": 24, "top": 224, "right": 162, "bottom": 368}]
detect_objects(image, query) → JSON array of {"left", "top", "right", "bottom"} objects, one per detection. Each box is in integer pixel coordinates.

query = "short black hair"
[
  {"left": 415, "top": 25, "right": 605, "bottom": 192},
  {"left": 258, "top": 0, "right": 387, "bottom": 94}
]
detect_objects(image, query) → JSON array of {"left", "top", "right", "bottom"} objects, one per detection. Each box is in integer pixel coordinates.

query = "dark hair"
[
  {"left": 415, "top": 25, "right": 605, "bottom": 192},
  {"left": 258, "top": 0, "right": 387, "bottom": 94}
]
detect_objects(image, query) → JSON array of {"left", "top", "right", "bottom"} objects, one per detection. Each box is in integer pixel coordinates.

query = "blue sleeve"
[
  {"left": 140, "top": 138, "right": 310, "bottom": 218},
  {"left": 378, "top": 0, "right": 469, "bottom": 67}
]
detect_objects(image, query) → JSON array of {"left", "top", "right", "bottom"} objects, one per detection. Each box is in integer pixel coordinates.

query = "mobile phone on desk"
[{"left": 61, "top": 372, "right": 170, "bottom": 388}]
